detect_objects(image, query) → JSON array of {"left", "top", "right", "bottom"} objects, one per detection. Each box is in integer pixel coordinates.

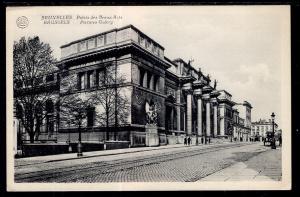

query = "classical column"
[
  {"left": 206, "top": 102, "right": 211, "bottom": 137},
  {"left": 194, "top": 89, "right": 203, "bottom": 140},
  {"left": 183, "top": 112, "right": 186, "bottom": 132},
  {"left": 211, "top": 98, "right": 218, "bottom": 137},
  {"left": 143, "top": 71, "right": 148, "bottom": 87},
  {"left": 186, "top": 90, "right": 193, "bottom": 136},
  {"left": 203, "top": 94, "right": 211, "bottom": 141},
  {"left": 176, "top": 87, "right": 181, "bottom": 131},
  {"left": 149, "top": 74, "right": 154, "bottom": 90},
  {"left": 219, "top": 104, "right": 225, "bottom": 136}
]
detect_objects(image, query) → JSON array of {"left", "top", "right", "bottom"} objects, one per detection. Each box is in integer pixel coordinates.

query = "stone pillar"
[
  {"left": 206, "top": 102, "right": 211, "bottom": 137},
  {"left": 211, "top": 98, "right": 218, "bottom": 137},
  {"left": 149, "top": 74, "right": 154, "bottom": 90},
  {"left": 182, "top": 82, "right": 193, "bottom": 136},
  {"left": 194, "top": 89, "right": 203, "bottom": 138},
  {"left": 219, "top": 104, "right": 225, "bottom": 136},
  {"left": 203, "top": 94, "right": 211, "bottom": 139},
  {"left": 183, "top": 112, "right": 186, "bottom": 132},
  {"left": 176, "top": 87, "right": 181, "bottom": 131},
  {"left": 186, "top": 90, "right": 193, "bottom": 136},
  {"left": 143, "top": 71, "right": 148, "bottom": 88}
]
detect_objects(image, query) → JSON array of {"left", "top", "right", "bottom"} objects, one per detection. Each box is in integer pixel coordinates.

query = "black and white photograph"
[{"left": 6, "top": 6, "right": 291, "bottom": 191}]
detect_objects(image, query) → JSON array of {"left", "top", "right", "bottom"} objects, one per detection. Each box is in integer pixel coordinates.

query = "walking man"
[{"left": 184, "top": 137, "right": 187, "bottom": 146}]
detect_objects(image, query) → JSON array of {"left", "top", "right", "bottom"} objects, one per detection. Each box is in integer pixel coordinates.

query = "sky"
[{"left": 7, "top": 6, "right": 290, "bottom": 127}]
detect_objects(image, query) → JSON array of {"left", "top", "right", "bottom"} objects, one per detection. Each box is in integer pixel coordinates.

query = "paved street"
[{"left": 14, "top": 142, "right": 281, "bottom": 182}]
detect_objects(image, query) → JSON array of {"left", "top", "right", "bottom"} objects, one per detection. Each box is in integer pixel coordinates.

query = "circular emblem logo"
[{"left": 16, "top": 16, "right": 29, "bottom": 29}]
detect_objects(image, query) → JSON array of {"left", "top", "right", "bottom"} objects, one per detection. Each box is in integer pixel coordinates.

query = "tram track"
[{"left": 15, "top": 143, "right": 249, "bottom": 182}]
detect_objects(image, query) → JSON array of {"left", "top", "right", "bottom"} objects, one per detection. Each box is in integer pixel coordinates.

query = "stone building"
[
  {"left": 251, "top": 119, "right": 278, "bottom": 141},
  {"left": 14, "top": 25, "right": 252, "bottom": 148}
]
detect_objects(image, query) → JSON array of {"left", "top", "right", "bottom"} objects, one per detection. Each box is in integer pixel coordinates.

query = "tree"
[
  {"left": 90, "top": 64, "right": 130, "bottom": 141},
  {"left": 58, "top": 72, "right": 91, "bottom": 156},
  {"left": 13, "top": 36, "right": 57, "bottom": 143}
]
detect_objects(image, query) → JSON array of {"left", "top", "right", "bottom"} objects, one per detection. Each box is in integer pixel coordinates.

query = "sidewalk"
[
  {"left": 15, "top": 143, "right": 207, "bottom": 166},
  {"left": 15, "top": 142, "right": 249, "bottom": 167},
  {"left": 198, "top": 147, "right": 282, "bottom": 181}
]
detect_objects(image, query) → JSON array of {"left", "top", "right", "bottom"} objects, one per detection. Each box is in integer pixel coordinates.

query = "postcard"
[{"left": 6, "top": 6, "right": 291, "bottom": 191}]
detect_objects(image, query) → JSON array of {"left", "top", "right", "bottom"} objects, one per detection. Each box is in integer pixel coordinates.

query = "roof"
[
  {"left": 243, "top": 101, "right": 253, "bottom": 108},
  {"left": 60, "top": 24, "right": 165, "bottom": 50},
  {"left": 218, "top": 89, "right": 232, "bottom": 97}
]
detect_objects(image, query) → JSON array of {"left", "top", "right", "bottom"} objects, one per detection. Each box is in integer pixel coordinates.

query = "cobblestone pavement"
[{"left": 15, "top": 142, "right": 275, "bottom": 182}]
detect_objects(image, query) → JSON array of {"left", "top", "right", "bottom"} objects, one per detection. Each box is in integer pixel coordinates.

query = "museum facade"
[{"left": 14, "top": 25, "right": 252, "bottom": 147}]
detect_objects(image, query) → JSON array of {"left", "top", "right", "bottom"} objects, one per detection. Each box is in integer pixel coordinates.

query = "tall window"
[
  {"left": 147, "top": 74, "right": 152, "bottom": 89},
  {"left": 87, "top": 71, "right": 94, "bottom": 88},
  {"left": 79, "top": 73, "right": 85, "bottom": 90},
  {"left": 86, "top": 107, "right": 95, "bottom": 127},
  {"left": 98, "top": 69, "right": 105, "bottom": 86},
  {"left": 139, "top": 69, "right": 145, "bottom": 86}
]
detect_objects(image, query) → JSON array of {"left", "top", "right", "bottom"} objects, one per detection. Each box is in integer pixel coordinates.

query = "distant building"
[
  {"left": 251, "top": 119, "right": 278, "bottom": 141},
  {"left": 232, "top": 109, "right": 248, "bottom": 141},
  {"left": 218, "top": 90, "right": 235, "bottom": 138},
  {"left": 234, "top": 101, "right": 252, "bottom": 141}
]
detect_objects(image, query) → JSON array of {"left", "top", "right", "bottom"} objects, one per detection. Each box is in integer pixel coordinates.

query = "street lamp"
[
  {"left": 271, "top": 112, "right": 276, "bottom": 149},
  {"left": 75, "top": 110, "right": 84, "bottom": 157}
]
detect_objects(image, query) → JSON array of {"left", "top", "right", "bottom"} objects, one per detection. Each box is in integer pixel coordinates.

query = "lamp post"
[
  {"left": 75, "top": 109, "right": 84, "bottom": 157},
  {"left": 271, "top": 112, "right": 276, "bottom": 149}
]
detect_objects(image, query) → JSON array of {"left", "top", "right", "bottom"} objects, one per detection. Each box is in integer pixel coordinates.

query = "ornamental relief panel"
[{"left": 132, "top": 87, "right": 165, "bottom": 127}]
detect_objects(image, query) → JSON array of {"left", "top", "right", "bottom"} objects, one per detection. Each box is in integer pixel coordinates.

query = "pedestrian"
[
  {"left": 184, "top": 137, "right": 187, "bottom": 146},
  {"left": 279, "top": 135, "right": 282, "bottom": 146},
  {"left": 188, "top": 137, "right": 191, "bottom": 146}
]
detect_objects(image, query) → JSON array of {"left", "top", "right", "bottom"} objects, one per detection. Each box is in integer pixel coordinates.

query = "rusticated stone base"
[{"left": 145, "top": 125, "right": 159, "bottom": 147}]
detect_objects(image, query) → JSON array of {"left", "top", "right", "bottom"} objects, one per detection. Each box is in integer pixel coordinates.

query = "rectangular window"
[
  {"left": 87, "top": 71, "right": 94, "bottom": 88},
  {"left": 78, "top": 73, "right": 85, "bottom": 90},
  {"left": 98, "top": 69, "right": 105, "bottom": 86}
]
